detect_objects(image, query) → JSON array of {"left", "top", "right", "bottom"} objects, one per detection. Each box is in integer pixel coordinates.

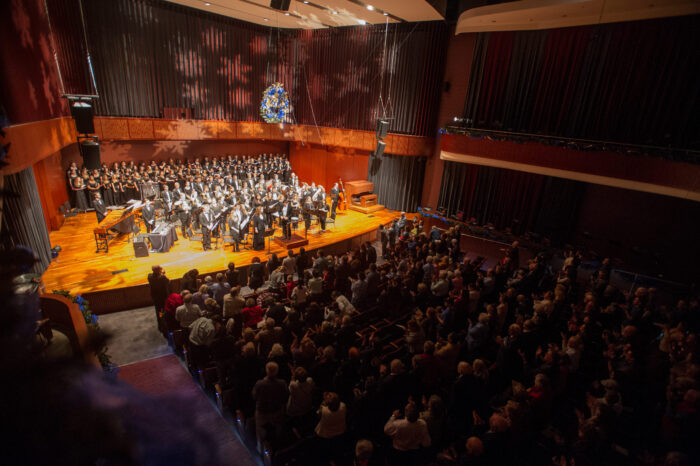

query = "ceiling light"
[
  {"left": 303, "top": 1, "right": 309, "bottom": 3},
  {"left": 285, "top": 12, "right": 290, "bottom": 16},
  {"left": 204, "top": 2, "right": 211, "bottom": 5},
  {"left": 264, "top": 18, "right": 269, "bottom": 21},
  {"left": 332, "top": 11, "right": 338, "bottom": 15},
  {"left": 383, "top": 12, "right": 388, "bottom": 16},
  {"left": 358, "top": 19, "right": 366, "bottom": 25},
  {"left": 367, "top": 5, "right": 374, "bottom": 11}
]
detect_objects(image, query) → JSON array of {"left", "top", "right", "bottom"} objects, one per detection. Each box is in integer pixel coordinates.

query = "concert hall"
[{"left": 2, "top": 0, "right": 699, "bottom": 465}]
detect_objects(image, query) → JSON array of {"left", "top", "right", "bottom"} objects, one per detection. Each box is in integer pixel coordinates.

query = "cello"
[{"left": 338, "top": 178, "right": 347, "bottom": 211}]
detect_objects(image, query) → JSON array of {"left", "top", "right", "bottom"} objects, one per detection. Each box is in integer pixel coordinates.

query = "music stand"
[{"left": 263, "top": 228, "right": 276, "bottom": 254}]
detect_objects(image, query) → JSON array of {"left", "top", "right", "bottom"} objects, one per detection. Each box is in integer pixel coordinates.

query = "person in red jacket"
[{"left": 241, "top": 297, "right": 264, "bottom": 328}]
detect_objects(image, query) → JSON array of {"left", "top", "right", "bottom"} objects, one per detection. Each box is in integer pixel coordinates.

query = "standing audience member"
[
  {"left": 252, "top": 362, "right": 289, "bottom": 447},
  {"left": 384, "top": 402, "right": 431, "bottom": 466},
  {"left": 147, "top": 265, "right": 170, "bottom": 336}
]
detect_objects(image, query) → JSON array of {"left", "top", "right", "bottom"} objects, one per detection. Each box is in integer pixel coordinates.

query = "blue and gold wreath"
[{"left": 260, "top": 82, "right": 290, "bottom": 124}]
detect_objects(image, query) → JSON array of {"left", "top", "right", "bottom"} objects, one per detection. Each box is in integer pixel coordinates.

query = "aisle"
[{"left": 119, "top": 354, "right": 259, "bottom": 466}]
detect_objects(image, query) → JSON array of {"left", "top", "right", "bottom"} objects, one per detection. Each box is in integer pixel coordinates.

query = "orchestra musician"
[
  {"left": 316, "top": 196, "right": 330, "bottom": 233},
  {"left": 175, "top": 194, "right": 193, "bottom": 239},
  {"left": 302, "top": 195, "right": 314, "bottom": 233},
  {"left": 142, "top": 199, "right": 156, "bottom": 233},
  {"left": 161, "top": 184, "right": 174, "bottom": 216},
  {"left": 172, "top": 182, "right": 183, "bottom": 200},
  {"left": 240, "top": 205, "right": 251, "bottom": 245},
  {"left": 199, "top": 204, "right": 214, "bottom": 251},
  {"left": 330, "top": 182, "right": 340, "bottom": 220},
  {"left": 228, "top": 204, "right": 242, "bottom": 252},
  {"left": 252, "top": 206, "right": 266, "bottom": 251},
  {"left": 93, "top": 193, "right": 108, "bottom": 223},
  {"left": 265, "top": 192, "right": 279, "bottom": 227}
]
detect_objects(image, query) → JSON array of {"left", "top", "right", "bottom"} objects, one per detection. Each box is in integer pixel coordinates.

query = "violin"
[{"left": 338, "top": 178, "right": 347, "bottom": 211}]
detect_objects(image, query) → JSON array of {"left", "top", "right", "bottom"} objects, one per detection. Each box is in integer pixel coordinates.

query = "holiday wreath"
[{"left": 260, "top": 82, "right": 290, "bottom": 124}]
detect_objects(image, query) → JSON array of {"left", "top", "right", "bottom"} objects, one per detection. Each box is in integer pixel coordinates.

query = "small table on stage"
[{"left": 147, "top": 224, "right": 178, "bottom": 253}]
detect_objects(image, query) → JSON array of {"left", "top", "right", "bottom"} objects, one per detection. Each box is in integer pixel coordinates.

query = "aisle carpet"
[
  {"left": 119, "top": 354, "right": 259, "bottom": 466},
  {"left": 98, "top": 306, "right": 171, "bottom": 366}
]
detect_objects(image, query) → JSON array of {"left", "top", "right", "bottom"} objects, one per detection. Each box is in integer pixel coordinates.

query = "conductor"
[{"left": 279, "top": 197, "right": 292, "bottom": 240}]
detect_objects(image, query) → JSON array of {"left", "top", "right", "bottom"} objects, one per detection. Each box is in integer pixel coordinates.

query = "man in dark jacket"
[
  {"left": 252, "top": 361, "right": 289, "bottom": 446},
  {"left": 147, "top": 265, "right": 170, "bottom": 336}
]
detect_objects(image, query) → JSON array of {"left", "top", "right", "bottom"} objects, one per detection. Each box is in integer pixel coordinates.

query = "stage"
[{"left": 42, "top": 208, "right": 400, "bottom": 314}]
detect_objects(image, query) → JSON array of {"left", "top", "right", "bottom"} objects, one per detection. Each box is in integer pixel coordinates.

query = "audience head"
[
  {"left": 489, "top": 413, "right": 509, "bottom": 432},
  {"left": 265, "top": 361, "right": 279, "bottom": 378},
  {"left": 355, "top": 439, "right": 374, "bottom": 461},
  {"left": 465, "top": 437, "right": 484, "bottom": 457},
  {"left": 405, "top": 403, "right": 419, "bottom": 423},
  {"left": 390, "top": 359, "right": 404, "bottom": 375}
]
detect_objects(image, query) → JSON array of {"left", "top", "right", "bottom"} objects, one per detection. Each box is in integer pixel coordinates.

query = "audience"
[{"left": 154, "top": 216, "right": 697, "bottom": 466}]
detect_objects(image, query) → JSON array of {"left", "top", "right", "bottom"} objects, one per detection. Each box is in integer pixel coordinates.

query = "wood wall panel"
[
  {"left": 33, "top": 149, "right": 69, "bottom": 231},
  {"left": 217, "top": 122, "right": 237, "bottom": 139},
  {"left": 2, "top": 116, "right": 431, "bottom": 176},
  {"left": 290, "top": 143, "right": 369, "bottom": 192},
  {"left": 152, "top": 120, "right": 177, "bottom": 139},
  {"left": 1, "top": 117, "right": 77, "bottom": 175},
  {"left": 100, "top": 118, "right": 130, "bottom": 140}
]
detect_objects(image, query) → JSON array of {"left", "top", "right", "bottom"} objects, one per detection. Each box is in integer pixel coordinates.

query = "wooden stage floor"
[{"left": 42, "top": 207, "right": 399, "bottom": 309}]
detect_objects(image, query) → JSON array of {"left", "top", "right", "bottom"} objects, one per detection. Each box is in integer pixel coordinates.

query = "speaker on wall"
[
  {"left": 376, "top": 119, "right": 389, "bottom": 140},
  {"left": 270, "top": 0, "right": 291, "bottom": 11},
  {"left": 70, "top": 101, "right": 95, "bottom": 134},
  {"left": 374, "top": 140, "right": 386, "bottom": 158},
  {"left": 80, "top": 140, "right": 101, "bottom": 170}
]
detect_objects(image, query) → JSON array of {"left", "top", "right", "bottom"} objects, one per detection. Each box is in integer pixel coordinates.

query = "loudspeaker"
[
  {"left": 374, "top": 140, "right": 386, "bottom": 158},
  {"left": 376, "top": 119, "right": 389, "bottom": 140},
  {"left": 70, "top": 101, "right": 95, "bottom": 134},
  {"left": 270, "top": 0, "right": 291, "bottom": 11},
  {"left": 133, "top": 238, "right": 149, "bottom": 257},
  {"left": 80, "top": 140, "right": 101, "bottom": 170}
]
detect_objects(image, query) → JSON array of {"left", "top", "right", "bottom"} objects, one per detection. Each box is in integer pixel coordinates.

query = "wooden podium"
[{"left": 344, "top": 180, "right": 384, "bottom": 214}]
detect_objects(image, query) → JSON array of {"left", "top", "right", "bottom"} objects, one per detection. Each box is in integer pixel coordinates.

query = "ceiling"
[
  {"left": 165, "top": 0, "right": 445, "bottom": 29},
  {"left": 456, "top": 0, "right": 700, "bottom": 33}
]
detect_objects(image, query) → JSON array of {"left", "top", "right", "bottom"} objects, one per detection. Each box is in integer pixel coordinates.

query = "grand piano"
[
  {"left": 93, "top": 206, "right": 142, "bottom": 253},
  {"left": 343, "top": 180, "right": 385, "bottom": 214}
]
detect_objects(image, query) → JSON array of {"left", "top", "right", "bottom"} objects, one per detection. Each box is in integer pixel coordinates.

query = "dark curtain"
[
  {"left": 367, "top": 154, "right": 425, "bottom": 212},
  {"left": 438, "top": 162, "right": 584, "bottom": 242},
  {"left": 48, "top": 0, "right": 94, "bottom": 96},
  {"left": 463, "top": 15, "right": 700, "bottom": 151},
  {"left": 63, "top": 0, "right": 447, "bottom": 136},
  {"left": 2, "top": 169, "right": 53, "bottom": 274}
]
